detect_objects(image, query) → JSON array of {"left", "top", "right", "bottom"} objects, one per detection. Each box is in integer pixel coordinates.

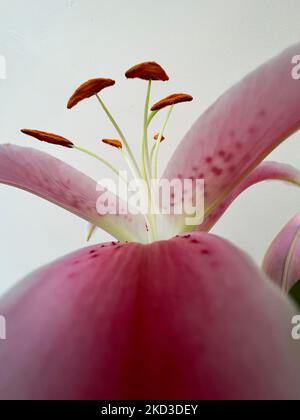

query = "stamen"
[
  {"left": 120, "top": 149, "right": 139, "bottom": 181},
  {"left": 150, "top": 134, "right": 165, "bottom": 162},
  {"left": 154, "top": 132, "right": 165, "bottom": 142},
  {"left": 95, "top": 94, "right": 142, "bottom": 179},
  {"left": 24, "top": 63, "right": 194, "bottom": 244},
  {"left": 140, "top": 80, "right": 158, "bottom": 242},
  {"left": 95, "top": 89, "right": 155, "bottom": 242},
  {"left": 101, "top": 139, "right": 137, "bottom": 183},
  {"left": 102, "top": 138, "right": 122, "bottom": 149},
  {"left": 125, "top": 62, "right": 170, "bottom": 242},
  {"left": 73, "top": 145, "right": 127, "bottom": 182},
  {"left": 146, "top": 110, "right": 159, "bottom": 127},
  {"left": 125, "top": 62, "right": 171, "bottom": 240},
  {"left": 67, "top": 78, "right": 115, "bottom": 109},
  {"left": 125, "top": 61, "right": 169, "bottom": 81},
  {"left": 151, "top": 93, "right": 193, "bottom": 111},
  {"left": 21, "top": 129, "right": 74, "bottom": 148},
  {"left": 21, "top": 128, "right": 126, "bottom": 183},
  {"left": 101, "top": 138, "right": 139, "bottom": 182}
]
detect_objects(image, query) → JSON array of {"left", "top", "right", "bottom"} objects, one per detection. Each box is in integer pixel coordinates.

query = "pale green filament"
[
  {"left": 120, "top": 148, "right": 140, "bottom": 181},
  {"left": 138, "top": 80, "right": 159, "bottom": 241},
  {"left": 141, "top": 80, "right": 152, "bottom": 180},
  {"left": 147, "top": 109, "right": 159, "bottom": 128},
  {"left": 150, "top": 143, "right": 156, "bottom": 166},
  {"left": 73, "top": 145, "right": 128, "bottom": 184},
  {"left": 86, "top": 88, "right": 179, "bottom": 243},
  {"left": 71, "top": 145, "right": 129, "bottom": 244},
  {"left": 95, "top": 94, "right": 142, "bottom": 179},
  {"left": 120, "top": 148, "right": 156, "bottom": 242},
  {"left": 86, "top": 223, "right": 97, "bottom": 242},
  {"left": 152, "top": 105, "right": 174, "bottom": 179},
  {"left": 95, "top": 94, "right": 155, "bottom": 241}
]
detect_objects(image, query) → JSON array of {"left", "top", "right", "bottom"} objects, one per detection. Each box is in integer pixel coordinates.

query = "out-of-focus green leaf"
[{"left": 289, "top": 280, "right": 300, "bottom": 309}]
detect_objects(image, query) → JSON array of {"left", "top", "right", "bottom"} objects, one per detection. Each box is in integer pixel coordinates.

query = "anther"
[
  {"left": 21, "top": 129, "right": 74, "bottom": 148},
  {"left": 67, "top": 78, "right": 115, "bottom": 109},
  {"left": 102, "top": 138, "right": 123, "bottom": 149},
  {"left": 151, "top": 93, "right": 193, "bottom": 111},
  {"left": 154, "top": 132, "right": 165, "bottom": 142},
  {"left": 125, "top": 61, "right": 169, "bottom": 81}
]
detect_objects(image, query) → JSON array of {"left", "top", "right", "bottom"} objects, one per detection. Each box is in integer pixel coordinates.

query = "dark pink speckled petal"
[{"left": 0, "top": 144, "right": 147, "bottom": 242}]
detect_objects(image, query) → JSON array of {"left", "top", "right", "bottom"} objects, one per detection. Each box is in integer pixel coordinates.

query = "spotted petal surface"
[
  {"left": 0, "top": 233, "right": 299, "bottom": 399},
  {"left": 163, "top": 44, "right": 300, "bottom": 236},
  {"left": 200, "top": 161, "right": 300, "bottom": 231}
]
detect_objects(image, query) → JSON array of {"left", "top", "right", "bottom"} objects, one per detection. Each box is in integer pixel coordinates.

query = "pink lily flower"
[{"left": 1, "top": 45, "right": 300, "bottom": 400}]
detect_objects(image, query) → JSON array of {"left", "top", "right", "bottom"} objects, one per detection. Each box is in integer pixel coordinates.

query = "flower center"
[{"left": 21, "top": 62, "right": 193, "bottom": 243}]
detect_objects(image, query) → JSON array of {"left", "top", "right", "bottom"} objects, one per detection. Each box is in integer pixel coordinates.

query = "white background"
[{"left": 0, "top": 0, "right": 299, "bottom": 296}]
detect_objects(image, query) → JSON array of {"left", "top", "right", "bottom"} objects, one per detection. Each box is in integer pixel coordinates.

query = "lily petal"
[
  {"left": 0, "top": 233, "right": 299, "bottom": 399},
  {"left": 163, "top": 43, "right": 300, "bottom": 235},
  {"left": 200, "top": 161, "right": 300, "bottom": 231},
  {"left": 0, "top": 144, "right": 147, "bottom": 242},
  {"left": 263, "top": 213, "right": 300, "bottom": 293}
]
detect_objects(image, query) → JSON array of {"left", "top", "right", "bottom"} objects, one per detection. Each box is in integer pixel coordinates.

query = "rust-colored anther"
[
  {"left": 154, "top": 132, "right": 165, "bottom": 142},
  {"left": 21, "top": 129, "right": 74, "bottom": 148},
  {"left": 102, "top": 138, "right": 122, "bottom": 149},
  {"left": 67, "top": 78, "right": 115, "bottom": 109},
  {"left": 125, "top": 61, "right": 169, "bottom": 81},
  {"left": 151, "top": 93, "right": 193, "bottom": 111}
]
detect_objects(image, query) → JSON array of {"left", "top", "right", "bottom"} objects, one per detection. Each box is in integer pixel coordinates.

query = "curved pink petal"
[
  {"left": 163, "top": 43, "right": 300, "bottom": 234},
  {"left": 0, "top": 234, "right": 300, "bottom": 399},
  {"left": 200, "top": 161, "right": 300, "bottom": 231},
  {"left": 263, "top": 214, "right": 300, "bottom": 292},
  {"left": 0, "top": 144, "right": 147, "bottom": 242}
]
